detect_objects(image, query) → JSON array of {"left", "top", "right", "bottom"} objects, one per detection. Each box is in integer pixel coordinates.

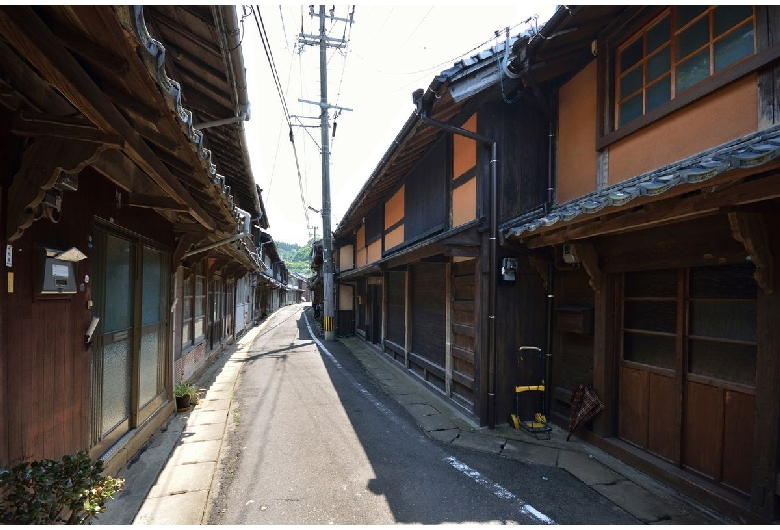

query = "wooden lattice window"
[
  {"left": 622, "top": 264, "right": 757, "bottom": 386},
  {"left": 182, "top": 262, "right": 206, "bottom": 347},
  {"left": 616, "top": 6, "right": 755, "bottom": 128}
]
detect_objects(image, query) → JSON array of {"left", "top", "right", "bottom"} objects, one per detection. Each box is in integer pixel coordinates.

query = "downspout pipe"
[
  {"left": 414, "top": 98, "right": 500, "bottom": 430},
  {"left": 182, "top": 232, "right": 251, "bottom": 259}
]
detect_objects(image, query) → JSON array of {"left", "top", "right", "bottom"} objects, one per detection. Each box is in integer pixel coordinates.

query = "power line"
[
  {"left": 398, "top": 5, "right": 434, "bottom": 50},
  {"left": 252, "top": 5, "right": 309, "bottom": 228}
]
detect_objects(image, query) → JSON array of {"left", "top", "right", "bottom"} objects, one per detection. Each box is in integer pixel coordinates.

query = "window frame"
[
  {"left": 597, "top": 5, "right": 779, "bottom": 151},
  {"left": 182, "top": 261, "right": 207, "bottom": 348},
  {"left": 620, "top": 264, "right": 757, "bottom": 391}
]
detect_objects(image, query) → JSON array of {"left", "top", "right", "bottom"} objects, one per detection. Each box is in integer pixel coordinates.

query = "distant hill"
[{"left": 276, "top": 241, "right": 313, "bottom": 276}]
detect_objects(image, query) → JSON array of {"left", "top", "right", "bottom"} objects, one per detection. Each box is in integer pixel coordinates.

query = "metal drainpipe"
[
  {"left": 544, "top": 120, "right": 555, "bottom": 416},
  {"left": 417, "top": 111, "right": 500, "bottom": 430}
]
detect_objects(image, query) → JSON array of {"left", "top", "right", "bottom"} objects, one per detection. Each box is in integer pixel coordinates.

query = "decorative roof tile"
[{"left": 502, "top": 125, "right": 780, "bottom": 240}]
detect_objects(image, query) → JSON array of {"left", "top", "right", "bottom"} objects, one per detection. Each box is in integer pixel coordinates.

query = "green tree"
[{"left": 276, "top": 241, "right": 313, "bottom": 276}]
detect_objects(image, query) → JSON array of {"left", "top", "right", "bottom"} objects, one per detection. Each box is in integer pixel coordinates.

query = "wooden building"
[
  {"left": 334, "top": 5, "right": 780, "bottom": 522},
  {"left": 0, "top": 6, "right": 276, "bottom": 476},
  {"left": 333, "top": 33, "right": 550, "bottom": 425}
]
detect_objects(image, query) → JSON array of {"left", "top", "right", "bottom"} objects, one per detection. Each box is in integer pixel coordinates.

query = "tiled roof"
[{"left": 502, "top": 125, "right": 780, "bottom": 240}]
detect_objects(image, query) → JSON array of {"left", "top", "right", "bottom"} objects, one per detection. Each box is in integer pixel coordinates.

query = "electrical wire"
[{"left": 252, "top": 5, "right": 309, "bottom": 228}]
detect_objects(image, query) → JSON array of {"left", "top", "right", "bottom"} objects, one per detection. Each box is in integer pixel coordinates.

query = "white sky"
[{"left": 241, "top": 4, "right": 558, "bottom": 246}]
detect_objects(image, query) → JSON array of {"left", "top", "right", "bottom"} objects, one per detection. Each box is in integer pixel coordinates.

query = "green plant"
[
  {"left": 0, "top": 451, "right": 124, "bottom": 524},
  {"left": 174, "top": 380, "right": 196, "bottom": 398}
]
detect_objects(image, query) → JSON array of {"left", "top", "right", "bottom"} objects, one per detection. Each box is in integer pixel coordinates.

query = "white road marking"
[
  {"left": 445, "top": 456, "right": 556, "bottom": 525},
  {"left": 302, "top": 310, "right": 556, "bottom": 525}
]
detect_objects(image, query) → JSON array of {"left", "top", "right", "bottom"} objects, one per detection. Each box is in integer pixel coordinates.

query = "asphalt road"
[{"left": 207, "top": 304, "right": 638, "bottom": 525}]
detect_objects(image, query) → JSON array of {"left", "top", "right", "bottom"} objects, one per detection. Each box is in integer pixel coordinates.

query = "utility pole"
[{"left": 298, "top": 5, "right": 353, "bottom": 341}]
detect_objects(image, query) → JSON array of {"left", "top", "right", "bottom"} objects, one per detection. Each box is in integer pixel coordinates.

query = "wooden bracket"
[
  {"left": 528, "top": 255, "right": 549, "bottom": 290},
  {"left": 172, "top": 232, "right": 204, "bottom": 264},
  {"left": 6, "top": 137, "right": 107, "bottom": 241},
  {"left": 728, "top": 212, "right": 774, "bottom": 294},
  {"left": 571, "top": 243, "right": 604, "bottom": 293}
]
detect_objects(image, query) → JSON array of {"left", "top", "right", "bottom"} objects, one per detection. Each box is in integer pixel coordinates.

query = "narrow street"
[{"left": 206, "top": 304, "right": 638, "bottom": 525}]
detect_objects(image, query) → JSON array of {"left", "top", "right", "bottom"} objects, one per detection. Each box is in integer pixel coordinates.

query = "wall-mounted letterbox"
[
  {"left": 37, "top": 247, "right": 81, "bottom": 295},
  {"left": 555, "top": 305, "right": 595, "bottom": 334}
]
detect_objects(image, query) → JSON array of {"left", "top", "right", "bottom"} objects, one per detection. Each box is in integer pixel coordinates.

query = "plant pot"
[{"left": 175, "top": 395, "right": 191, "bottom": 412}]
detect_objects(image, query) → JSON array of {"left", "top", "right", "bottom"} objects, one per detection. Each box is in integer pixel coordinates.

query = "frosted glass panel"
[
  {"left": 102, "top": 340, "right": 132, "bottom": 435},
  {"left": 142, "top": 247, "right": 162, "bottom": 326},
  {"left": 139, "top": 330, "right": 160, "bottom": 408},
  {"left": 140, "top": 246, "right": 163, "bottom": 407},
  {"left": 105, "top": 236, "right": 132, "bottom": 332}
]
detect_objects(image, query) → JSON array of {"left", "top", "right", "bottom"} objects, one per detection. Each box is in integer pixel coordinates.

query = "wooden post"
[
  {"left": 445, "top": 261, "right": 452, "bottom": 396},
  {"left": 572, "top": 243, "right": 616, "bottom": 436},
  {"left": 751, "top": 214, "right": 780, "bottom": 520},
  {"left": 404, "top": 266, "right": 412, "bottom": 368}
]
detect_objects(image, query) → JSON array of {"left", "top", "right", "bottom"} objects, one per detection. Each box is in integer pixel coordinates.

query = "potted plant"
[{"left": 174, "top": 381, "right": 196, "bottom": 411}]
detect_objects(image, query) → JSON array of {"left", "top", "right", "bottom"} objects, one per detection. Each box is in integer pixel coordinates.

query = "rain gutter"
[{"left": 182, "top": 232, "right": 252, "bottom": 259}]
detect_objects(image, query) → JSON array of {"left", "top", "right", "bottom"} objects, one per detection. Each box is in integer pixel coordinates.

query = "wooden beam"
[
  {"left": 101, "top": 84, "right": 163, "bottom": 122},
  {"left": 7, "top": 137, "right": 107, "bottom": 241},
  {"left": 50, "top": 25, "right": 129, "bottom": 76},
  {"left": 446, "top": 245, "right": 480, "bottom": 257},
  {"left": 172, "top": 232, "right": 204, "bottom": 264},
  {"left": 144, "top": 11, "right": 222, "bottom": 58},
  {"left": 0, "top": 38, "right": 74, "bottom": 115},
  {"left": 125, "top": 115, "right": 181, "bottom": 155},
  {"left": 90, "top": 149, "right": 155, "bottom": 194},
  {"left": 12, "top": 111, "right": 122, "bottom": 145},
  {"left": 173, "top": 222, "right": 208, "bottom": 233},
  {"left": 127, "top": 193, "right": 188, "bottom": 212},
  {"left": 0, "top": 7, "right": 215, "bottom": 230}
]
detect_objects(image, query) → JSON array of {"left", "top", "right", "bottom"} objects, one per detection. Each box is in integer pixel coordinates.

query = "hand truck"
[{"left": 510, "top": 346, "right": 552, "bottom": 440}]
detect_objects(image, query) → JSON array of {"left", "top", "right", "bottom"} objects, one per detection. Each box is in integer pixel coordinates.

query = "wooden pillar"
[
  {"left": 750, "top": 214, "right": 780, "bottom": 520},
  {"left": 445, "top": 261, "right": 452, "bottom": 396},
  {"left": 404, "top": 266, "right": 412, "bottom": 368},
  {"left": 382, "top": 272, "right": 388, "bottom": 347},
  {"left": 572, "top": 243, "right": 616, "bottom": 436}
]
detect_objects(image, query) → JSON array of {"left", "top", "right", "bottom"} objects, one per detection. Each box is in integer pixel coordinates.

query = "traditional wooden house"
[
  {"left": 498, "top": 4, "right": 780, "bottom": 523},
  {"left": 332, "top": 30, "right": 550, "bottom": 425},
  {"left": 254, "top": 233, "right": 289, "bottom": 316},
  {"left": 0, "top": 6, "right": 267, "bottom": 476},
  {"left": 334, "top": 4, "right": 780, "bottom": 522}
]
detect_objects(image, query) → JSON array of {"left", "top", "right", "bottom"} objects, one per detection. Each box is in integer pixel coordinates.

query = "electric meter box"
[{"left": 37, "top": 247, "right": 78, "bottom": 295}]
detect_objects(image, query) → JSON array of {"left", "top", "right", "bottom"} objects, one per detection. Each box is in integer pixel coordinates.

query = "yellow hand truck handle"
[{"left": 515, "top": 385, "right": 545, "bottom": 393}]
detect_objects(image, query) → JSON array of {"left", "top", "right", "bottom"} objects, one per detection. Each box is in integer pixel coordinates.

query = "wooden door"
[
  {"left": 91, "top": 227, "right": 169, "bottom": 456},
  {"left": 618, "top": 265, "right": 756, "bottom": 495}
]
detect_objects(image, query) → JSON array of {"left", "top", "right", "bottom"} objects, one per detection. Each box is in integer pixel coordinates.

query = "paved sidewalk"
[
  {"left": 340, "top": 336, "right": 730, "bottom": 525},
  {"left": 99, "top": 307, "right": 731, "bottom": 525},
  {"left": 97, "top": 322, "right": 263, "bottom": 525}
]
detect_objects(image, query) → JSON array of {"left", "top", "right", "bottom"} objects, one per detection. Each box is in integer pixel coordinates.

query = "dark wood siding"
[
  {"left": 405, "top": 138, "right": 447, "bottom": 241},
  {"left": 451, "top": 259, "right": 476, "bottom": 406},
  {"left": 2, "top": 167, "right": 173, "bottom": 466},
  {"left": 410, "top": 262, "right": 446, "bottom": 390},
  {"left": 478, "top": 99, "right": 548, "bottom": 223},
  {"left": 494, "top": 253, "right": 549, "bottom": 426},
  {"left": 386, "top": 271, "right": 405, "bottom": 346},
  {"left": 365, "top": 207, "right": 383, "bottom": 245},
  {"left": 551, "top": 267, "right": 595, "bottom": 420}
]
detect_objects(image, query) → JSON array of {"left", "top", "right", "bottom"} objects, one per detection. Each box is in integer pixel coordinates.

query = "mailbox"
[{"left": 37, "top": 247, "right": 83, "bottom": 295}]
